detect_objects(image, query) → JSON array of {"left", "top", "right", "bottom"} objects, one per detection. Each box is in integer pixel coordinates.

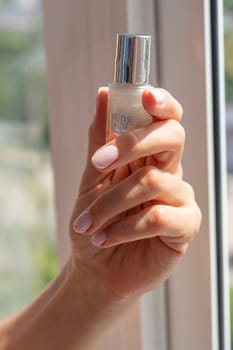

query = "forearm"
[
  {"left": 3, "top": 259, "right": 134, "bottom": 350},
  {"left": 0, "top": 262, "right": 70, "bottom": 349}
]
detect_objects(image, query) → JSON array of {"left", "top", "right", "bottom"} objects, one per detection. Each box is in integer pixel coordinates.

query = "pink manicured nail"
[
  {"left": 91, "top": 231, "right": 107, "bottom": 247},
  {"left": 91, "top": 145, "right": 119, "bottom": 169},
  {"left": 73, "top": 209, "right": 92, "bottom": 233},
  {"left": 151, "top": 89, "right": 166, "bottom": 105}
]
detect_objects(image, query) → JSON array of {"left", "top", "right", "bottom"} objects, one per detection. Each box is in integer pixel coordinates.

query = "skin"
[{"left": 0, "top": 87, "right": 201, "bottom": 350}]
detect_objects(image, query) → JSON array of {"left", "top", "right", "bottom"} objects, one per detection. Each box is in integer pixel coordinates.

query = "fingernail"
[
  {"left": 91, "top": 145, "right": 119, "bottom": 169},
  {"left": 91, "top": 231, "right": 107, "bottom": 247},
  {"left": 73, "top": 209, "right": 92, "bottom": 233},
  {"left": 98, "top": 86, "right": 107, "bottom": 94},
  {"left": 151, "top": 89, "right": 166, "bottom": 105}
]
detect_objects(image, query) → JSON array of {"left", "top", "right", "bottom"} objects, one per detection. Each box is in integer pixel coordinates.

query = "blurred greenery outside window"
[{"left": 0, "top": 0, "right": 57, "bottom": 318}]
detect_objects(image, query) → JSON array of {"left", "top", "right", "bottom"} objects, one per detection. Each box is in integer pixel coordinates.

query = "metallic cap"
[{"left": 114, "top": 34, "right": 151, "bottom": 85}]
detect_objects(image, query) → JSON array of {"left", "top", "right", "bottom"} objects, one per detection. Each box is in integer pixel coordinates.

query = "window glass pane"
[
  {"left": 224, "top": 0, "right": 233, "bottom": 348},
  {"left": 0, "top": 0, "right": 57, "bottom": 318}
]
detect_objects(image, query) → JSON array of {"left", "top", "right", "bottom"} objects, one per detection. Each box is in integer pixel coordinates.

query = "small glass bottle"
[{"left": 106, "top": 34, "right": 152, "bottom": 142}]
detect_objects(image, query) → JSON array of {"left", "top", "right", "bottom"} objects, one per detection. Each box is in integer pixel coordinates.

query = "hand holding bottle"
[
  {"left": 70, "top": 87, "right": 201, "bottom": 305},
  {"left": 0, "top": 33, "right": 202, "bottom": 350},
  {"left": 5, "top": 87, "right": 201, "bottom": 350}
]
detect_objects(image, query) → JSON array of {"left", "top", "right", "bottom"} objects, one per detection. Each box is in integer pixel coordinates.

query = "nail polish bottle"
[{"left": 106, "top": 34, "right": 152, "bottom": 142}]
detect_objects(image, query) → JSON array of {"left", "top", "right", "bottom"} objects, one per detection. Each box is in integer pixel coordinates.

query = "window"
[
  {"left": 12, "top": 0, "right": 230, "bottom": 348},
  {"left": 0, "top": 0, "right": 57, "bottom": 318}
]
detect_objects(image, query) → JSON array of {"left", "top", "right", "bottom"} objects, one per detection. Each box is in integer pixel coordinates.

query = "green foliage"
[
  {"left": 225, "top": 73, "right": 233, "bottom": 101},
  {"left": 0, "top": 30, "right": 39, "bottom": 58},
  {"left": 0, "top": 28, "right": 42, "bottom": 122},
  {"left": 225, "top": 31, "right": 233, "bottom": 80},
  {"left": 0, "top": 68, "right": 27, "bottom": 121},
  {"left": 0, "top": 1, "right": 54, "bottom": 316},
  {"left": 32, "top": 244, "right": 58, "bottom": 294},
  {"left": 0, "top": 1, "right": 50, "bottom": 148},
  {"left": 225, "top": 0, "right": 233, "bottom": 10},
  {"left": 225, "top": 30, "right": 233, "bottom": 101},
  {"left": 0, "top": 0, "right": 17, "bottom": 5},
  {"left": 0, "top": 144, "right": 57, "bottom": 318}
]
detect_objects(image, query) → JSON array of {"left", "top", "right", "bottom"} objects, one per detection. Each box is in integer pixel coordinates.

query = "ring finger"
[{"left": 72, "top": 166, "right": 194, "bottom": 236}]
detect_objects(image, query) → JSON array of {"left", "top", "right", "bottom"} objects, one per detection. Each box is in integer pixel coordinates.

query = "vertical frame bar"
[{"left": 210, "top": 0, "right": 231, "bottom": 348}]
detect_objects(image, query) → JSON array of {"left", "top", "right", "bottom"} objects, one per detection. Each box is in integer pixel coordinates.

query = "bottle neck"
[{"left": 109, "top": 82, "right": 151, "bottom": 89}]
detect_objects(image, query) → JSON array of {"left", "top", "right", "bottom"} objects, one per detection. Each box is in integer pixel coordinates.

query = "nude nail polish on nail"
[
  {"left": 91, "top": 145, "right": 119, "bottom": 169},
  {"left": 151, "top": 89, "right": 166, "bottom": 105},
  {"left": 91, "top": 231, "right": 107, "bottom": 247},
  {"left": 73, "top": 209, "right": 92, "bottom": 233}
]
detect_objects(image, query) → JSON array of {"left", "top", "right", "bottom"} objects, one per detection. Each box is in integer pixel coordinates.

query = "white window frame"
[
  {"left": 154, "top": 0, "right": 230, "bottom": 349},
  {"left": 42, "top": 0, "right": 231, "bottom": 349}
]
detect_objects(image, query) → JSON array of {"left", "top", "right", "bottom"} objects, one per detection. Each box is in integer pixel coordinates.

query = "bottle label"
[{"left": 111, "top": 112, "right": 133, "bottom": 135}]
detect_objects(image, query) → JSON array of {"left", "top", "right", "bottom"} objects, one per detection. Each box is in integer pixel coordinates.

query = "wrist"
[
  {"left": 69, "top": 257, "right": 141, "bottom": 349},
  {"left": 69, "top": 256, "right": 136, "bottom": 324}
]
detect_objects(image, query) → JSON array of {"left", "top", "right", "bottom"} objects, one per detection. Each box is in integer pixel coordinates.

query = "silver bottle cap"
[{"left": 114, "top": 34, "right": 151, "bottom": 85}]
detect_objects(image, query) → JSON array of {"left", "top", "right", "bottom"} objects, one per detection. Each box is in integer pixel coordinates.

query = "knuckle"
[
  {"left": 162, "top": 170, "right": 174, "bottom": 184},
  {"left": 175, "top": 244, "right": 189, "bottom": 256},
  {"left": 183, "top": 181, "right": 195, "bottom": 199},
  {"left": 176, "top": 164, "right": 183, "bottom": 178},
  {"left": 167, "top": 91, "right": 184, "bottom": 119},
  {"left": 148, "top": 206, "right": 167, "bottom": 228},
  {"left": 159, "top": 88, "right": 184, "bottom": 120},
  {"left": 138, "top": 167, "right": 160, "bottom": 194},
  {"left": 194, "top": 204, "right": 202, "bottom": 235},
  {"left": 167, "top": 120, "right": 186, "bottom": 146},
  {"left": 176, "top": 101, "right": 184, "bottom": 119},
  {"left": 129, "top": 129, "right": 142, "bottom": 144},
  {"left": 119, "top": 130, "right": 141, "bottom": 150},
  {"left": 186, "top": 204, "right": 202, "bottom": 242}
]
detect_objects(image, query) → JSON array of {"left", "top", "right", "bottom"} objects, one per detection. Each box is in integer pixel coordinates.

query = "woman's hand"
[
  {"left": 70, "top": 87, "right": 201, "bottom": 302},
  {"left": 1, "top": 87, "right": 201, "bottom": 350}
]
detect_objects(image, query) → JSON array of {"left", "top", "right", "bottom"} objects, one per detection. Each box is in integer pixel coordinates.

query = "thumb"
[
  {"left": 88, "top": 87, "right": 108, "bottom": 156},
  {"left": 79, "top": 87, "right": 109, "bottom": 192}
]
